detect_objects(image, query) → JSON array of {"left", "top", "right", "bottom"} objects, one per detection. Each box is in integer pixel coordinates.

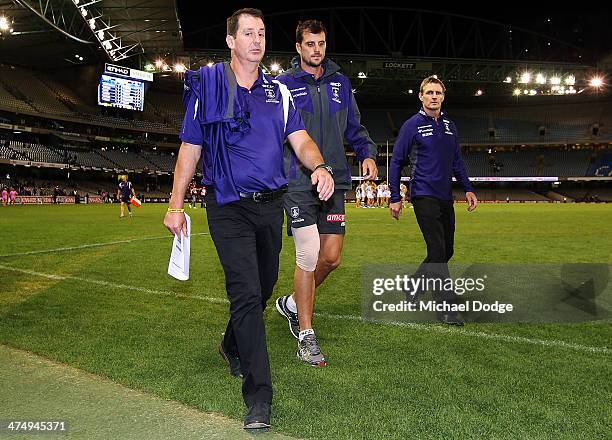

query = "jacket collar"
[
  {"left": 418, "top": 107, "right": 446, "bottom": 120},
  {"left": 290, "top": 55, "right": 341, "bottom": 81}
]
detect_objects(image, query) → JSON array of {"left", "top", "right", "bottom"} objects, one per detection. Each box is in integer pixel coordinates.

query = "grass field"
[{"left": 0, "top": 202, "right": 611, "bottom": 439}]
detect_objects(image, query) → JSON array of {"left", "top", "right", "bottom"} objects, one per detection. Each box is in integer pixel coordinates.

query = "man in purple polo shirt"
[
  {"left": 389, "top": 76, "right": 477, "bottom": 325},
  {"left": 163, "top": 8, "right": 334, "bottom": 430}
]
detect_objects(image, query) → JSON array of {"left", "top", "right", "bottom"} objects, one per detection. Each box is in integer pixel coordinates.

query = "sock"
[
  {"left": 286, "top": 294, "right": 297, "bottom": 313},
  {"left": 299, "top": 328, "right": 314, "bottom": 342}
]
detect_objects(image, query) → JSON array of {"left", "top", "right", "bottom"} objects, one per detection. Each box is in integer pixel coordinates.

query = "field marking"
[
  {"left": 1, "top": 264, "right": 609, "bottom": 356},
  {"left": 0, "top": 233, "right": 209, "bottom": 259}
]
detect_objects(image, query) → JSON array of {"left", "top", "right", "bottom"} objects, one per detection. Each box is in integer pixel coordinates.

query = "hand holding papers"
[{"left": 167, "top": 213, "right": 190, "bottom": 280}]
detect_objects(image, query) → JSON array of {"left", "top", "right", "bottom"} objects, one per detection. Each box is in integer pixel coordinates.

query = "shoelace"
[{"left": 302, "top": 334, "right": 321, "bottom": 355}]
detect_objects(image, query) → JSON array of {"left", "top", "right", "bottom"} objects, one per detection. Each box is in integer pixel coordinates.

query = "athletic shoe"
[
  {"left": 297, "top": 333, "right": 327, "bottom": 367},
  {"left": 244, "top": 402, "right": 271, "bottom": 429},
  {"left": 218, "top": 343, "right": 243, "bottom": 378},
  {"left": 275, "top": 295, "right": 299, "bottom": 339}
]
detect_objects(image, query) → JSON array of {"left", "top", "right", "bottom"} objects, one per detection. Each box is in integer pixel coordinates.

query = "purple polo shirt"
[{"left": 180, "top": 68, "right": 305, "bottom": 193}]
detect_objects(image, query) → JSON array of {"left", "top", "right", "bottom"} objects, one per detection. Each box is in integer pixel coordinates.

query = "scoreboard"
[
  {"left": 98, "top": 75, "right": 145, "bottom": 111},
  {"left": 97, "top": 64, "right": 153, "bottom": 112}
]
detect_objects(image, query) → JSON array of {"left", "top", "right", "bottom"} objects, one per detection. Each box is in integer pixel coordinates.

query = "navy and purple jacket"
[
  {"left": 180, "top": 62, "right": 304, "bottom": 205},
  {"left": 389, "top": 109, "right": 473, "bottom": 202},
  {"left": 276, "top": 57, "right": 377, "bottom": 191}
]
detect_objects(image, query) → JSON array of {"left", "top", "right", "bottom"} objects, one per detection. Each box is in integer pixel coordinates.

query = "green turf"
[{"left": 0, "top": 203, "right": 610, "bottom": 439}]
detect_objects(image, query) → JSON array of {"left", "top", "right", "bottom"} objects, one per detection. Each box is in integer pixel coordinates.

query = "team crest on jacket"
[
  {"left": 290, "top": 206, "right": 300, "bottom": 218},
  {"left": 330, "top": 82, "right": 342, "bottom": 104}
]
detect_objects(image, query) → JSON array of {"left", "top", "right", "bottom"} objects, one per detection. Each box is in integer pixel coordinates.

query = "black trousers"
[
  {"left": 412, "top": 196, "right": 456, "bottom": 303},
  {"left": 205, "top": 193, "right": 283, "bottom": 407}
]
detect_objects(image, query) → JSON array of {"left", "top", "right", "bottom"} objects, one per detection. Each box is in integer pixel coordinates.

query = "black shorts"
[
  {"left": 284, "top": 189, "right": 346, "bottom": 235},
  {"left": 120, "top": 196, "right": 131, "bottom": 203}
]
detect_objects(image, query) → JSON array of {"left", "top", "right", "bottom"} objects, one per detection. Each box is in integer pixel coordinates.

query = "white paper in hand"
[{"left": 167, "top": 213, "right": 191, "bottom": 280}]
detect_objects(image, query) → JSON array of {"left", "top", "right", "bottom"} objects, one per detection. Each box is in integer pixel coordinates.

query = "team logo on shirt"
[
  {"left": 264, "top": 88, "right": 279, "bottom": 103},
  {"left": 443, "top": 119, "right": 453, "bottom": 135},
  {"left": 330, "top": 82, "right": 342, "bottom": 104},
  {"left": 290, "top": 206, "right": 300, "bottom": 218}
]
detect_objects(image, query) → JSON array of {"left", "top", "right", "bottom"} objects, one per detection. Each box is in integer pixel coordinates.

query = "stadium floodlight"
[
  {"left": 97, "top": 30, "right": 104, "bottom": 40},
  {"left": 144, "top": 63, "right": 155, "bottom": 72},
  {"left": 80, "top": 7, "right": 88, "bottom": 17},
  {"left": 519, "top": 72, "right": 531, "bottom": 84},
  {"left": 358, "top": 72, "right": 367, "bottom": 79},
  {"left": 565, "top": 75, "right": 575, "bottom": 85},
  {"left": 529, "top": 89, "right": 537, "bottom": 96},
  {"left": 155, "top": 59, "right": 164, "bottom": 69},
  {"left": 173, "top": 63, "right": 186, "bottom": 73},
  {"left": 513, "top": 88, "right": 521, "bottom": 96},
  {"left": 207, "top": 62, "right": 214, "bottom": 67},
  {"left": 73, "top": 0, "right": 80, "bottom": 4},
  {"left": 550, "top": 76, "right": 561, "bottom": 85},
  {"left": 503, "top": 76, "right": 512, "bottom": 83},
  {"left": 475, "top": 89, "right": 483, "bottom": 96},
  {"left": 270, "top": 63, "right": 280, "bottom": 73},
  {"left": 589, "top": 76, "right": 603, "bottom": 88},
  {"left": 523, "top": 89, "right": 529, "bottom": 95},
  {"left": 88, "top": 18, "right": 96, "bottom": 30},
  {"left": 0, "top": 16, "right": 10, "bottom": 31},
  {"left": 103, "top": 40, "right": 111, "bottom": 49},
  {"left": 536, "top": 73, "right": 546, "bottom": 84},
  {"left": 408, "top": 89, "right": 413, "bottom": 94}
]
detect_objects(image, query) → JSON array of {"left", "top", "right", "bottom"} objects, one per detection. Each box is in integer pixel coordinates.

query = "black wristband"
[{"left": 314, "top": 163, "right": 333, "bottom": 175}]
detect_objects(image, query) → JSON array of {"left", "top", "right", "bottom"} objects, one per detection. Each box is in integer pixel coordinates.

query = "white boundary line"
[
  {"left": 0, "top": 233, "right": 209, "bottom": 259},
  {"left": 1, "top": 264, "right": 609, "bottom": 356}
]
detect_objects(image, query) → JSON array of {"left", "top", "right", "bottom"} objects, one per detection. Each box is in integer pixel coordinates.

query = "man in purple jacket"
[
  {"left": 163, "top": 8, "right": 334, "bottom": 430},
  {"left": 274, "top": 20, "right": 378, "bottom": 367},
  {"left": 389, "top": 76, "right": 477, "bottom": 325}
]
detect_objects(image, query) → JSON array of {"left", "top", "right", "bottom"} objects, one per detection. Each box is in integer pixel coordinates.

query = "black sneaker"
[
  {"left": 275, "top": 295, "right": 300, "bottom": 339},
  {"left": 218, "top": 343, "right": 243, "bottom": 378},
  {"left": 244, "top": 402, "right": 271, "bottom": 430}
]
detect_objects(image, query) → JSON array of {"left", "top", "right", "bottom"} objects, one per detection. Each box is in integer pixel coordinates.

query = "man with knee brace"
[{"left": 275, "top": 19, "right": 378, "bottom": 366}]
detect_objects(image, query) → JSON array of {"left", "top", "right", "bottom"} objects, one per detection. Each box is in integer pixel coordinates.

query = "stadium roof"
[{"left": 0, "top": 0, "right": 182, "bottom": 69}]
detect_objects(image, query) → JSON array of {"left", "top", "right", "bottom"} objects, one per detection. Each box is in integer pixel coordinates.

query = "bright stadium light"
[
  {"left": 550, "top": 76, "right": 561, "bottom": 85},
  {"left": 503, "top": 76, "right": 512, "bottom": 83},
  {"left": 155, "top": 59, "right": 164, "bottom": 68},
  {"left": 0, "top": 16, "right": 10, "bottom": 31},
  {"left": 207, "top": 62, "right": 214, "bottom": 67},
  {"left": 513, "top": 88, "right": 521, "bottom": 96},
  {"left": 173, "top": 63, "right": 186, "bottom": 73},
  {"left": 536, "top": 73, "right": 546, "bottom": 84},
  {"left": 519, "top": 72, "right": 531, "bottom": 84},
  {"left": 565, "top": 75, "right": 575, "bottom": 85},
  {"left": 475, "top": 89, "right": 483, "bottom": 96},
  {"left": 270, "top": 63, "right": 280, "bottom": 73},
  {"left": 80, "top": 7, "right": 88, "bottom": 17},
  {"left": 529, "top": 89, "right": 537, "bottom": 96},
  {"left": 590, "top": 76, "right": 604, "bottom": 88},
  {"left": 97, "top": 30, "right": 104, "bottom": 40},
  {"left": 88, "top": 18, "right": 96, "bottom": 30},
  {"left": 103, "top": 40, "right": 112, "bottom": 50},
  {"left": 408, "top": 89, "right": 413, "bottom": 94},
  {"left": 358, "top": 72, "right": 367, "bottom": 79}
]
